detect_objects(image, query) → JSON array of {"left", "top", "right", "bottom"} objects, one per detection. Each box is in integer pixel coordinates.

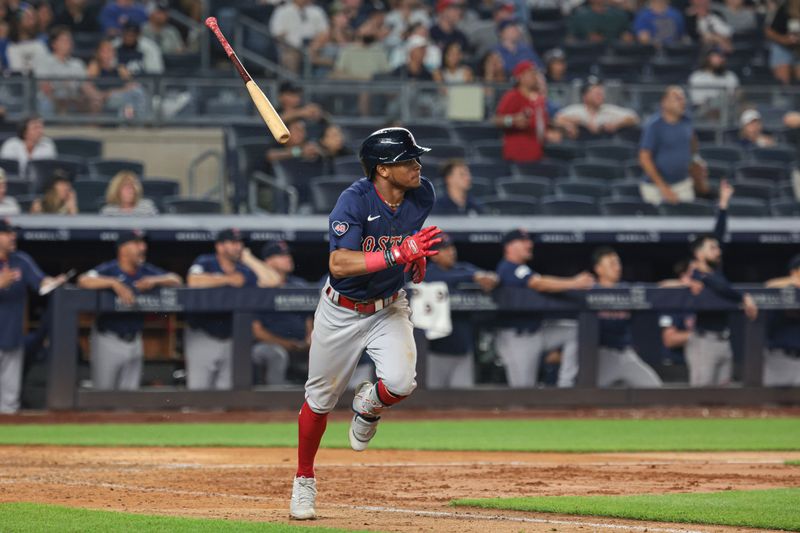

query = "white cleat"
[
  {"left": 290, "top": 476, "right": 317, "bottom": 520},
  {"left": 350, "top": 381, "right": 381, "bottom": 452}
]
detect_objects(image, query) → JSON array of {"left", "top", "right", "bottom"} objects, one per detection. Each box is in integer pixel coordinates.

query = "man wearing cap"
[
  {"left": 142, "top": 0, "right": 184, "bottom": 54},
  {"left": 430, "top": 0, "right": 469, "bottom": 51},
  {"left": 185, "top": 228, "right": 258, "bottom": 390},
  {"left": 251, "top": 241, "right": 312, "bottom": 386},
  {"left": 424, "top": 233, "right": 498, "bottom": 389},
  {"left": 738, "top": 109, "right": 775, "bottom": 149},
  {"left": 762, "top": 255, "right": 800, "bottom": 387},
  {"left": 112, "top": 21, "right": 164, "bottom": 75},
  {"left": 0, "top": 219, "right": 67, "bottom": 412},
  {"left": 0, "top": 170, "right": 21, "bottom": 216},
  {"left": 494, "top": 60, "right": 549, "bottom": 163},
  {"left": 495, "top": 229, "right": 594, "bottom": 388},
  {"left": 78, "top": 230, "right": 182, "bottom": 390},
  {"left": 493, "top": 19, "right": 543, "bottom": 76},
  {"left": 554, "top": 76, "right": 639, "bottom": 140},
  {"left": 391, "top": 34, "right": 434, "bottom": 80}
]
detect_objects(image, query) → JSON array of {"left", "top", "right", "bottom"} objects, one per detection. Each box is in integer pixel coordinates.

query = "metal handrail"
[
  {"left": 249, "top": 171, "right": 298, "bottom": 214},
  {"left": 187, "top": 149, "right": 224, "bottom": 201}
]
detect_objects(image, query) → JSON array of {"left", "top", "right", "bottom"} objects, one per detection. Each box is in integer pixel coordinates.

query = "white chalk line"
[{"left": 0, "top": 476, "right": 707, "bottom": 533}]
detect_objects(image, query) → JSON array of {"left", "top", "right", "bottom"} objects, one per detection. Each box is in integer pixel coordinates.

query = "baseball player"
[
  {"left": 290, "top": 128, "right": 441, "bottom": 520},
  {"left": 685, "top": 180, "right": 758, "bottom": 386},
  {"left": 494, "top": 228, "right": 594, "bottom": 388},
  {"left": 658, "top": 260, "right": 695, "bottom": 370},
  {"left": 78, "top": 230, "right": 182, "bottom": 390},
  {"left": 0, "top": 219, "right": 66, "bottom": 413},
  {"left": 185, "top": 228, "right": 258, "bottom": 390},
  {"left": 251, "top": 241, "right": 312, "bottom": 386},
  {"left": 763, "top": 254, "right": 800, "bottom": 386},
  {"left": 424, "top": 232, "right": 498, "bottom": 389},
  {"left": 591, "top": 246, "right": 663, "bottom": 388}
]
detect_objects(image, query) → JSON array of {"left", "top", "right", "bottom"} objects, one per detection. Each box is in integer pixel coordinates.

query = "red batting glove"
[
  {"left": 389, "top": 226, "right": 443, "bottom": 265},
  {"left": 405, "top": 257, "right": 427, "bottom": 283}
]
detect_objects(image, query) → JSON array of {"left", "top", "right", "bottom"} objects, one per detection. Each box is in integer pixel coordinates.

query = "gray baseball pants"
[
  {"left": 495, "top": 320, "right": 579, "bottom": 388},
  {"left": 184, "top": 328, "right": 232, "bottom": 390},
  {"left": 305, "top": 289, "right": 416, "bottom": 414},
  {"left": 427, "top": 351, "right": 475, "bottom": 389},
  {"left": 598, "top": 347, "right": 663, "bottom": 388},
  {"left": 685, "top": 331, "right": 733, "bottom": 386},
  {"left": 0, "top": 347, "right": 23, "bottom": 413},
  {"left": 763, "top": 349, "right": 800, "bottom": 387},
  {"left": 251, "top": 342, "right": 290, "bottom": 385},
  {"left": 89, "top": 329, "right": 143, "bottom": 390}
]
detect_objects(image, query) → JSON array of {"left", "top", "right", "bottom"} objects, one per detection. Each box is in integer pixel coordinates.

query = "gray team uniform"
[{"left": 763, "top": 307, "right": 800, "bottom": 387}]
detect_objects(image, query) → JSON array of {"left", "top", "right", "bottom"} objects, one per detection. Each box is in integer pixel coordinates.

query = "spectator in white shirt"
[
  {"left": 269, "top": 0, "right": 330, "bottom": 72},
  {"left": 0, "top": 169, "right": 22, "bottom": 216},
  {"left": 100, "top": 171, "right": 159, "bottom": 216},
  {"left": 715, "top": 0, "right": 758, "bottom": 34},
  {"left": 554, "top": 76, "right": 640, "bottom": 140},
  {"left": 35, "top": 26, "right": 91, "bottom": 116},
  {"left": 0, "top": 116, "right": 57, "bottom": 179},
  {"left": 686, "top": 0, "right": 733, "bottom": 53},
  {"left": 6, "top": 3, "right": 49, "bottom": 73},
  {"left": 384, "top": 0, "right": 430, "bottom": 49},
  {"left": 688, "top": 48, "right": 739, "bottom": 118}
]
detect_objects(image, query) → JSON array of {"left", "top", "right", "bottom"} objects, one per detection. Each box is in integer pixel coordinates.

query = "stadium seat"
[
  {"left": 598, "top": 56, "right": 645, "bottom": 82},
  {"left": 570, "top": 159, "right": 626, "bottom": 181},
  {"left": 88, "top": 158, "right": 145, "bottom": 180},
  {"left": 495, "top": 177, "right": 551, "bottom": 198},
  {"left": 610, "top": 42, "right": 655, "bottom": 60},
  {"left": 584, "top": 141, "right": 638, "bottom": 162},
  {"left": 659, "top": 200, "right": 715, "bottom": 217},
  {"left": 339, "top": 123, "right": 385, "bottom": 143},
  {"left": 539, "top": 194, "right": 600, "bottom": 216},
  {"left": 648, "top": 58, "right": 693, "bottom": 84},
  {"left": 0, "top": 158, "right": 20, "bottom": 177},
  {"left": 515, "top": 160, "right": 568, "bottom": 179},
  {"left": 730, "top": 179, "right": 774, "bottom": 201},
  {"left": 4, "top": 178, "right": 30, "bottom": 197},
  {"left": 236, "top": 137, "right": 271, "bottom": 178},
  {"left": 705, "top": 160, "right": 732, "bottom": 181},
  {"left": 142, "top": 179, "right": 181, "bottom": 212},
  {"left": 734, "top": 162, "right": 790, "bottom": 183},
  {"left": 615, "top": 126, "right": 642, "bottom": 143},
  {"left": 771, "top": 198, "right": 800, "bottom": 216},
  {"left": 402, "top": 123, "right": 453, "bottom": 142},
  {"left": 453, "top": 124, "right": 499, "bottom": 144},
  {"left": 73, "top": 179, "right": 108, "bottom": 213},
  {"left": 53, "top": 137, "right": 103, "bottom": 160},
  {"left": 469, "top": 176, "right": 495, "bottom": 198},
  {"left": 469, "top": 161, "right": 512, "bottom": 180},
  {"left": 274, "top": 158, "right": 329, "bottom": 205},
  {"left": 163, "top": 197, "right": 223, "bottom": 214},
  {"left": 563, "top": 41, "right": 606, "bottom": 63},
  {"left": 163, "top": 52, "right": 202, "bottom": 74},
  {"left": 694, "top": 126, "right": 720, "bottom": 144},
  {"left": 333, "top": 158, "right": 364, "bottom": 177},
  {"left": 752, "top": 145, "right": 796, "bottom": 165},
  {"left": 663, "top": 42, "right": 697, "bottom": 60},
  {"left": 699, "top": 146, "right": 742, "bottom": 164},
  {"left": 611, "top": 179, "right": 642, "bottom": 199},
  {"left": 556, "top": 179, "right": 610, "bottom": 199},
  {"left": 624, "top": 160, "right": 642, "bottom": 179},
  {"left": 727, "top": 198, "right": 770, "bottom": 217},
  {"left": 424, "top": 142, "right": 468, "bottom": 160},
  {"left": 471, "top": 140, "right": 504, "bottom": 161},
  {"left": 479, "top": 196, "right": 538, "bottom": 215},
  {"left": 543, "top": 142, "right": 581, "bottom": 161},
  {"left": 250, "top": 172, "right": 298, "bottom": 214},
  {"left": 310, "top": 177, "right": 353, "bottom": 214},
  {"left": 778, "top": 181, "right": 796, "bottom": 200},
  {"left": 601, "top": 197, "right": 658, "bottom": 216},
  {"left": 527, "top": 20, "right": 565, "bottom": 51},
  {"left": 27, "top": 157, "right": 88, "bottom": 192}
]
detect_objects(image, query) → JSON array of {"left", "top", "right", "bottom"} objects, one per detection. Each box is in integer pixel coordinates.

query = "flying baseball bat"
[{"left": 205, "top": 17, "right": 290, "bottom": 144}]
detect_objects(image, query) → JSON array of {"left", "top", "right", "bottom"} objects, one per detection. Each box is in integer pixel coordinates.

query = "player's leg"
[
  {"left": 426, "top": 351, "right": 454, "bottom": 389},
  {"left": 0, "top": 348, "right": 23, "bottom": 413},
  {"left": 617, "top": 348, "right": 662, "bottom": 388},
  {"left": 184, "top": 328, "right": 215, "bottom": 390},
  {"left": 763, "top": 349, "right": 800, "bottom": 386},
  {"left": 713, "top": 339, "right": 734, "bottom": 386},
  {"left": 685, "top": 332, "right": 714, "bottom": 386},
  {"left": 252, "top": 342, "right": 290, "bottom": 385},
  {"left": 448, "top": 352, "right": 475, "bottom": 389},
  {"left": 90, "top": 329, "right": 125, "bottom": 390},
  {"left": 117, "top": 336, "right": 143, "bottom": 391},
  {"left": 596, "top": 347, "right": 619, "bottom": 387},
  {"left": 213, "top": 339, "right": 234, "bottom": 390},
  {"left": 495, "top": 329, "right": 543, "bottom": 387},
  {"left": 541, "top": 320, "right": 579, "bottom": 387}
]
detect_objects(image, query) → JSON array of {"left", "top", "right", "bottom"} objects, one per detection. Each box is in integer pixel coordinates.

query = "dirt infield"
[{"left": 2, "top": 444, "right": 800, "bottom": 532}]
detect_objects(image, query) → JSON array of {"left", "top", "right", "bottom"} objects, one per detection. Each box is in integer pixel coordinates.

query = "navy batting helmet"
[{"left": 359, "top": 127, "right": 431, "bottom": 179}]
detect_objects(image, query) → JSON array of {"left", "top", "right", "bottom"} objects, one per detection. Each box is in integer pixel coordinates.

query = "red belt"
[{"left": 325, "top": 286, "right": 399, "bottom": 314}]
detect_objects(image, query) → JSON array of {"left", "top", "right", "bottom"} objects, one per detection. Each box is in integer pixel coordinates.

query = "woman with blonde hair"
[{"left": 100, "top": 170, "right": 158, "bottom": 216}]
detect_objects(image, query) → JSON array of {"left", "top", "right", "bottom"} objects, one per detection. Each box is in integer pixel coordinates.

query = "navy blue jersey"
[
  {"left": 425, "top": 261, "right": 479, "bottom": 355},
  {"left": 596, "top": 284, "right": 633, "bottom": 349},
  {"left": 187, "top": 253, "right": 258, "bottom": 338},
  {"left": 693, "top": 209, "right": 739, "bottom": 333},
  {"left": 257, "top": 275, "right": 311, "bottom": 341},
  {"left": 0, "top": 251, "right": 45, "bottom": 350},
  {"left": 89, "top": 260, "right": 167, "bottom": 338},
  {"left": 767, "top": 308, "right": 800, "bottom": 352},
  {"left": 328, "top": 177, "right": 435, "bottom": 301},
  {"left": 659, "top": 312, "right": 692, "bottom": 365},
  {"left": 432, "top": 193, "right": 484, "bottom": 216},
  {"left": 496, "top": 259, "right": 541, "bottom": 332}
]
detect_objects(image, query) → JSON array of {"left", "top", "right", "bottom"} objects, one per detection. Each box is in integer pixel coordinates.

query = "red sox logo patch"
[{"left": 332, "top": 221, "right": 349, "bottom": 236}]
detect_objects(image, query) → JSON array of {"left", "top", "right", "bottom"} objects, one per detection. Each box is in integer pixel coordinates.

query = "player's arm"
[
  {"left": 241, "top": 248, "right": 281, "bottom": 287},
  {"left": 766, "top": 276, "right": 794, "bottom": 288},
  {"left": 187, "top": 270, "right": 244, "bottom": 288},
  {"left": 136, "top": 273, "right": 183, "bottom": 291},
  {"left": 78, "top": 270, "right": 136, "bottom": 305},
  {"left": 662, "top": 326, "right": 690, "bottom": 349},
  {"left": 528, "top": 272, "right": 594, "bottom": 292},
  {"left": 639, "top": 149, "right": 671, "bottom": 193}
]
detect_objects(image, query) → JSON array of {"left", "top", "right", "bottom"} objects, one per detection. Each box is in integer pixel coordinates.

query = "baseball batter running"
[{"left": 290, "top": 128, "right": 441, "bottom": 520}]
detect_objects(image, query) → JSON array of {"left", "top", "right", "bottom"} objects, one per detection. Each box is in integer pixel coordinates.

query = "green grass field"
[
  {"left": 788, "top": 460, "right": 800, "bottom": 466},
  {"left": 452, "top": 488, "right": 800, "bottom": 531},
  {"left": 0, "top": 418, "right": 799, "bottom": 451},
  {"left": 0, "top": 503, "right": 371, "bottom": 533}
]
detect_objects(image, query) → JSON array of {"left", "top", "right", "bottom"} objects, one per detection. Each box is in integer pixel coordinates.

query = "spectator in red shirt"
[{"left": 493, "top": 60, "right": 548, "bottom": 162}]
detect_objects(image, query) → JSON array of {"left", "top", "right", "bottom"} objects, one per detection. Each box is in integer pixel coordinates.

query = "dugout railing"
[{"left": 46, "top": 285, "right": 800, "bottom": 411}]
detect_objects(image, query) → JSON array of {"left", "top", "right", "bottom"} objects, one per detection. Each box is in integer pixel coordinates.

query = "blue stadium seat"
[
  {"left": 142, "top": 179, "right": 181, "bottom": 212},
  {"left": 53, "top": 137, "right": 103, "bottom": 160},
  {"left": 543, "top": 142, "right": 582, "bottom": 161},
  {"left": 556, "top": 179, "right": 610, "bottom": 199},
  {"left": 469, "top": 176, "right": 495, "bottom": 198},
  {"left": 163, "top": 197, "right": 223, "bottom": 214},
  {"left": 15, "top": 194, "right": 35, "bottom": 213},
  {"left": 610, "top": 42, "right": 655, "bottom": 60},
  {"left": 730, "top": 179, "right": 774, "bottom": 201},
  {"left": 88, "top": 158, "right": 145, "bottom": 180},
  {"left": 274, "top": 158, "right": 329, "bottom": 205},
  {"left": 425, "top": 142, "right": 468, "bottom": 160},
  {"left": 539, "top": 194, "right": 600, "bottom": 215},
  {"left": 310, "top": 177, "right": 353, "bottom": 214},
  {"left": 453, "top": 124, "right": 500, "bottom": 144},
  {"left": 4, "top": 178, "right": 30, "bottom": 197},
  {"left": 469, "top": 161, "right": 512, "bottom": 180},
  {"left": 471, "top": 140, "right": 504, "bottom": 161},
  {"left": 333, "top": 159, "right": 365, "bottom": 177},
  {"left": 615, "top": 126, "right": 642, "bottom": 143},
  {"left": 778, "top": 181, "right": 796, "bottom": 200},
  {"left": 514, "top": 160, "right": 569, "bottom": 179},
  {"left": 659, "top": 200, "right": 716, "bottom": 217},
  {"left": 73, "top": 179, "right": 109, "bottom": 213},
  {"left": 598, "top": 56, "right": 645, "bottom": 82},
  {"left": 601, "top": 197, "right": 658, "bottom": 216},
  {"left": 727, "top": 198, "right": 770, "bottom": 217},
  {"left": 563, "top": 41, "right": 606, "bottom": 63},
  {"left": 705, "top": 160, "right": 732, "bottom": 181},
  {"left": 624, "top": 160, "right": 642, "bottom": 179},
  {"left": 648, "top": 58, "right": 693, "bottom": 84},
  {"left": 0, "top": 158, "right": 20, "bottom": 177},
  {"left": 611, "top": 179, "right": 642, "bottom": 199},
  {"left": 699, "top": 145, "right": 743, "bottom": 164},
  {"left": 236, "top": 137, "right": 270, "bottom": 178},
  {"left": 479, "top": 196, "right": 538, "bottom": 215},
  {"left": 27, "top": 157, "right": 89, "bottom": 192},
  {"left": 734, "top": 162, "right": 790, "bottom": 183},
  {"left": 495, "top": 177, "right": 551, "bottom": 198},
  {"left": 752, "top": 145, "right": 796, "bottom": 165},
  {"left": 771, "top": 198, "right": 800, "bottom": 216},
  {"left": 527, "top": 20, "right": 565, "bottom": 51},
  {"left": 570, "top": 159, "right": 626, "bottom": 181},
  {"left": 402, "top": 123, "right": 454, "bottom": 142},
  {"left": 584, "top": 141, "right": 638, "bottom": 162}
]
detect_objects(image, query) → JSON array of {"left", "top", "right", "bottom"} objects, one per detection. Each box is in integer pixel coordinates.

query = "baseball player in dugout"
[
  {"left": 185, "top": 228, "right": 258, "bottom": 390},
  {"left": 494, "top": 229, "right": 594, "bottom": 389},
  {"left": 762, "top": 254, "right": 800, "bottom": 387},
  {"left": 0, "top": 219, "right": 68, "bottom": 413},
  {"left": 78, "top": 230, "right": 182, "bottom": 391},
  {"left": 289, "top": 128, "right": 441, "bottom": 520},
  {"left": 685, "top": 180, "right": 758, "bottom": 387},
  {"left": 591, "top": 247, "right": 662, "bottom": 388},
  {"left": 424, "top": 233, "right": 498, "bottom": 389},
  {"left": 250, "top": 240, "right": 312, "bottom": 386}
]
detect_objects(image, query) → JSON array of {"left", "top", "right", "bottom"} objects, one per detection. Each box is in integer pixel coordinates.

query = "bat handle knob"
[{"left": 204, "top": 16, "right": 218, "bottom": 29}]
